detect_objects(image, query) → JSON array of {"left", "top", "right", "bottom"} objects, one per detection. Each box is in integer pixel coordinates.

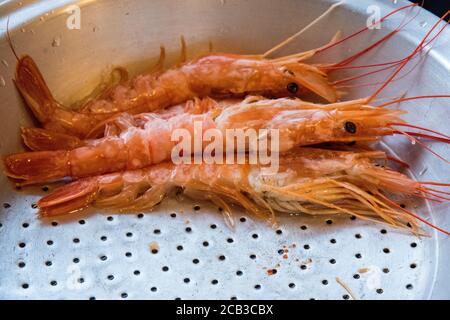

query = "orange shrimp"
[
  {"left": 21, "top": 97, "right": 238, "bottom": 151},
  {"left": 14, "top": 3, "right": 420, "bottom": 138},
  {"left": 36, "top": 147, "right": 449, "bottom": 235},
  {"left": 4, "top": 96, "right": 408, "bottom": 185}
]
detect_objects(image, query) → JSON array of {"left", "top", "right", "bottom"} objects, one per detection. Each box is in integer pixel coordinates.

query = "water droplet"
[
  {"left": 93, "top": 26, "right": 99, "bottom": 32},
  {"left": 420, "top": 21, "right": 428, "bottom": 28},
  {"left": 0, "top": 76, "right": 6, "bottom": 87},
  {"left": 40, "top": 16, "right": 45, "bottom": 22},
  {"left": 419, "top": 167, "right": 428, "bottom": 176},
  {"left": 2, "top": 59, "right": 9, "bottom": 67},
  {"left": 411, "top": 140, "right": 416, "bottom": 145},
  {"left": 392, "top": 0, "right": 398, "bottom": 4},
  {"left": 21, "top": 28, "right": 26, "bottom": 33},
  {"left": 52, "top": 37, "right": 61, "bottom": 47},
  {"left": 220, "top": 0, "right": 226, "bottom": 6},
  {"left": 30, "top": 29, "right": 35, "bottom": 35}
]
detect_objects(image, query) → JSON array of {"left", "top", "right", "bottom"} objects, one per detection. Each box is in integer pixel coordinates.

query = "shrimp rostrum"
[{"left": 37, "top": 148, "right": 445, "bottom": 234}]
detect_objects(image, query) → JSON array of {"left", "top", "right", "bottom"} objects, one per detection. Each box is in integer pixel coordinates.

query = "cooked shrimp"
[
  {"left": 21, "top": 97, "right": 238, "bottom": 150},
  {"left": 36, "top": 147, "right": 450, "bottom": 235},
  {"left": 14, "top": 3, "right": 421, "bottom": 138},
  {"left": 4, "top": 96, "right": 409, "bottom": 184}
]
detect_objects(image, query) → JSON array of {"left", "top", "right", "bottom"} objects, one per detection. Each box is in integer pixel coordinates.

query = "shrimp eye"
[
  {"left": 287, "top": 82, "right": 299, "bottom": 94},
  {"left": 344, "top": 121, "right": 357, "bottom": 134}
]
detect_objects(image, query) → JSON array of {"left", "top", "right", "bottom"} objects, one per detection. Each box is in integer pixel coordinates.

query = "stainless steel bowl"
[{"left": 0, "top": 0, "right": 449, "bottom": 299}]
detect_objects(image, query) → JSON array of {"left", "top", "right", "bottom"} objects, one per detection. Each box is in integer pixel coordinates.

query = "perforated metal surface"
[
  {"left": 0, "top": 0, "right": 449, "bottom": 300},
  {"left": 0, "top": 189, "right": 436, "bottom": 300}
]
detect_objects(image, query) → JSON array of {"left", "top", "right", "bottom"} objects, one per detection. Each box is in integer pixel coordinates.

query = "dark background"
[{"left": 412, "top": 0, "right": 450, "bottom": 20}]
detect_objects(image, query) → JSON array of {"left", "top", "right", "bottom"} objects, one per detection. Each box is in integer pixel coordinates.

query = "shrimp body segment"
[{"left": 4, "top": 97, "right": 404, "bottom": 184}]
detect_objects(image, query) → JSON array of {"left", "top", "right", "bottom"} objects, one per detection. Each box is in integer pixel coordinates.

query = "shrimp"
[
  {"left": 21, "top": 97, "right": 239, "bottom": 150},
  {"left": 5, "top": 96, "right": 410, "bottom": 185},
  {"left": 36, "top": 147, "right": 450, "bottom": 235},
  {"left": 14, "top": 3, "right": 421, "bottom": 138}
]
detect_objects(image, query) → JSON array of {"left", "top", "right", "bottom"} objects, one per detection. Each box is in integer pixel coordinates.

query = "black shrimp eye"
[
  {"left": 344, "top": 121, "right": 357, "bottom": 134},
  {"left": 287, "top": 82, "right": 299, "bottom": 94}
]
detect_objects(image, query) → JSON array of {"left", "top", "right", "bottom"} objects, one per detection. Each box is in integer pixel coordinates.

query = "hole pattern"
[{"left": 0, "top": 193, "right": 431, "bottom": 299}]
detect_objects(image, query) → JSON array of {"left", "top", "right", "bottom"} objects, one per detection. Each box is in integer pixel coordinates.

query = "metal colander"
[{"left": 0, "top": 0, "right": 449, "bottom": 300}]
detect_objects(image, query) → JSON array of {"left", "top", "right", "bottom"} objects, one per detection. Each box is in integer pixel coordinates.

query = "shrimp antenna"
[
  {"left": 368, "top": 10, "right": 450, "bottom": 103},
  {"left": 393, "top": 127, "right": 450, "bottom": 164},
  {"left": 316, "top": 3, "right": 419, "bottom": 54},
  {"left": 6, "top": 15, "right": 19, "bottom": 62},
  {"left": 377, "top": 95, "right": 450, "bottom": 108},
  {"left": 380, "top": 194, "right": 450, "bottom": 236},
  {"left": 262, "top": 0, "right": 345, "bottom": 58}
]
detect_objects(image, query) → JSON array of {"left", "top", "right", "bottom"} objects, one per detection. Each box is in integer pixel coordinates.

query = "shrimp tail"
[
  {"left": 4, "top": 150, "right": 70, "bottom": 184},
  {"left": 15, "top": 55, "right": 60, "bottom": 124},
  {"left": 21, "top": 127, "right": 85, "bottom": 151},
  {"left": 38, "top": 171, "right": 170, "bottom": 217},
  {"left": 38, "top": 178, "right": 99, "bottom": 217}
]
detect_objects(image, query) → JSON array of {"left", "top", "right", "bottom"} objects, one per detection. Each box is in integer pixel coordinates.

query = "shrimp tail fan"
[
  {"left": 15, "top": 55, "right": 60, "bottom": 123},
  {"left": 4, "top": 150, "right": 70, "bottom": 185},
  {"left": 38, "top": 178, "right": 99, "bottom": 217},
  {"left": 21, "top": 127, "right": 85, "bottom": 151}
]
